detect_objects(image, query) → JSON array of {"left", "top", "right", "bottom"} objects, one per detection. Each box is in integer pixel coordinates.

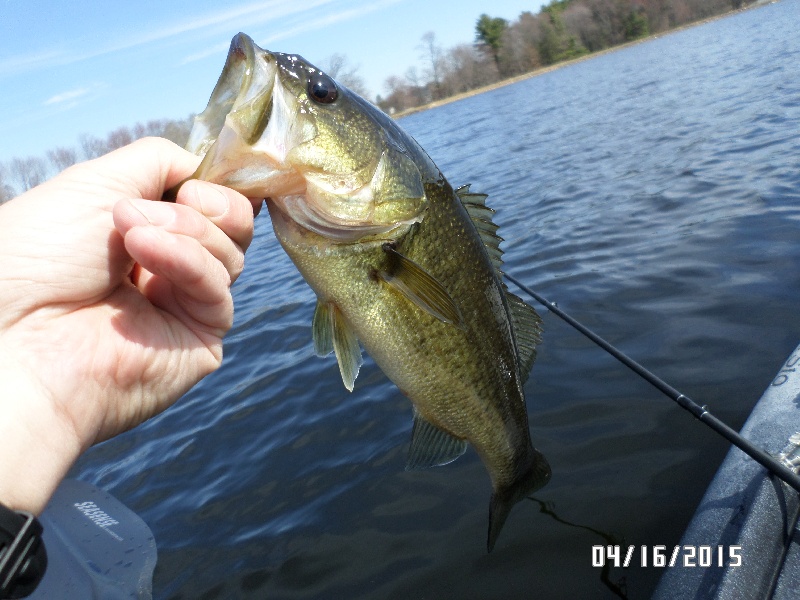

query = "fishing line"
[
  {"left": 528, "top": 497, "right": 628, "bottom": 599},
  {"left": 505, "top": 272, "right": 800, "bottom": 495}
]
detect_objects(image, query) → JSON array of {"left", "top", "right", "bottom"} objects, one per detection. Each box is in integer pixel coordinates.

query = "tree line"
[
  {"left": 0, "top": 54, "right": 367, "bottom": 204},
  {"left": 376, "top": 0, "right": 758, "bottom": 113},
  {"left": 0, "top": 117, "right": 194, "bottom": 204},
  {"left": 0, "top": 0, "right": 758, "bottom": 203}
]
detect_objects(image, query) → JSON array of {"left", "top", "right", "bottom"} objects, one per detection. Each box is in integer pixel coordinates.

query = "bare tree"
[
  {"left": 105, "top": 126, "right": 134, "bottom": 152},
  {"left": 0, "top": 162, "right": 16, "bottom": 204},
  {"left": 79, "top": 134, "right": 107, "bottom": 160},
  {"left": 404, "top": 66, "right": 422, "bottom": 90},
  {"left": 321, "top": 53, "right": 369, "bottom": 98},
  {"left": 403, "top": 67, "right": 429, "bottom": 105},
  {"left": 133, "top": 119, "right": 165, "bottom": 139},
  {"left": 418, "top": 31, "right": 445, "bottom": 101},
  {"left": 379, "top": 75, "right": 423, "bottom": 114},
  {"left": 683, "top": 0, "right": 731, "bottom": 19},
  {"left": 670, "top": 0, "right": 697, "bottom": 25},
  {"left": 441, "top": 44, "right": 499, "bottom": 96},
  {"left": 498, "top": 12, "right": 543, "bottom": 76},
  {"left": 9, "top": 156, "right": 49, "bottom": 192},
  {"left": 564, "top": 3, "right": 605, "bottom": 52},
  {"left": 47, "top": 146, "right": 79, "bottom": 173},
  {"left": 157, "top": 116, "right": 195, "bottom": 147}
]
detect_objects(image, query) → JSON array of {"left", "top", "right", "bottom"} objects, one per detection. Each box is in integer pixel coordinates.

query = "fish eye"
[{"left": 307, "top": 72, "right": 338, "bottom": 104}]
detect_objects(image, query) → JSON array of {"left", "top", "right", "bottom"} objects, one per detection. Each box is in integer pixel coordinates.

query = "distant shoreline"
[{"left": 393, "top": 2, "right": 771, "bottom": 119}]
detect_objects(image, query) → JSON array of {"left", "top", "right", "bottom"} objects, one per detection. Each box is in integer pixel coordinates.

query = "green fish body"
[{"left": 185, "top": 33, "right": 551, "bottom": 551}]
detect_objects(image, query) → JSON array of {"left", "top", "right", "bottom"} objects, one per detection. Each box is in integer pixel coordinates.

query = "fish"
[{"left": 182, "top": 33, "right": 551, "bottom": 551}]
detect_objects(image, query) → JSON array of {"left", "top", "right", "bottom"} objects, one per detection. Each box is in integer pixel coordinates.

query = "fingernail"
[{"left": 198, "top": 185, "right": 229, "bottom": 218}]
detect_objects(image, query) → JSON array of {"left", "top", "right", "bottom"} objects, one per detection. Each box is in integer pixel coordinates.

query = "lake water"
[{"left": 72, "top": 2, "right": 800, "bottom": 598}]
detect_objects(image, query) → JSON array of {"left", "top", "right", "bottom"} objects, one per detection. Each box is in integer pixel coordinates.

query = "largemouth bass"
[{"left": 183, "top": 33, "right": 551, "bottom": 551}]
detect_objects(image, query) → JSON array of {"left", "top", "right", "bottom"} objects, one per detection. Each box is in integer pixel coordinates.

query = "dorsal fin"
[
  {"left": 456, "top": 184, "right": 504, "bottom": 274},
  {"left": 312, "top": 300, "right": 363, "bottom": 391},
  {"left": 506, "top": 292, "right": 543, "bottom": 382},
  {"left": 456, "top": 184, "right": 543, "bottom": 381}
]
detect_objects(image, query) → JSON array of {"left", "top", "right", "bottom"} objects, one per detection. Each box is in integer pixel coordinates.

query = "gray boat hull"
[{"left": 654, "top": 343, "right": 800, "bottom": 599}]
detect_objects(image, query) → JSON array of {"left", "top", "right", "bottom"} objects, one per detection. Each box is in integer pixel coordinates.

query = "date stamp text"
[{"left": 592, "top": 545, "right": 742, "bottom": 568}]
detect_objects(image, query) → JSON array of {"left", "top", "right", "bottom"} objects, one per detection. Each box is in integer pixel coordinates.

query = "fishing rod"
[{"left": 505, "top": 272, "right": 800, "bottom": 495}]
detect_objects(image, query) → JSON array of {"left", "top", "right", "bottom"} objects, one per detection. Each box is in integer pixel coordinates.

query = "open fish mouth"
[
  {"left": 186, "top": 33, "right": 276, "bottom": 158},
  {"left": 184, "top": 33, "right": 315, "bottom": 199}
]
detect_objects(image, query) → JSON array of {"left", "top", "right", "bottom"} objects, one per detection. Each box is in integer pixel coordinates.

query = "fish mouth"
[
  {"left": 186, "top": 33, "right": 310, "bottom": 198},
  {"left": 186, "top": 33, "right": 276, "bottom": 156},
  {"left": 186, "top": 33, "right": 275, "bottom": 157}
]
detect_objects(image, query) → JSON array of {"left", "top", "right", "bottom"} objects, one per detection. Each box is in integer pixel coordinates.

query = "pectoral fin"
[
  {"left": 312, "top": 300, "right": 362, "bottom": 391},
  {"left": 406, "top": 408, "right": 468, "bottom": 470},
  {"left": 312, "top": 300, "right": 334, "bottom": 356},
  {"left": 379, "top": 244, "right": 463, "bottom": 327}
]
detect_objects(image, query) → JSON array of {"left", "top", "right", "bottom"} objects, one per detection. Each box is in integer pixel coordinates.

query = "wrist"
[{"left": 0, "top": 356, "right": 82, "bottom": 515}]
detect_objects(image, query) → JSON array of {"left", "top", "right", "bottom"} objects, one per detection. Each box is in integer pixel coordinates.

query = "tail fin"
[{"left": 487, "top": 449, "right": 551, "bottom": 552}]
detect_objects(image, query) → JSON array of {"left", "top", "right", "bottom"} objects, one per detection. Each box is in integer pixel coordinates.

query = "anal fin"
[{"left": 406, "top": 408, "right": 467, "bottom": 470}]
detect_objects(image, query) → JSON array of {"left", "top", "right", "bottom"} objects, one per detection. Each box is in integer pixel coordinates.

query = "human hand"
[{"left": 0, "top": 137, "right": 261, "bottom": 512}]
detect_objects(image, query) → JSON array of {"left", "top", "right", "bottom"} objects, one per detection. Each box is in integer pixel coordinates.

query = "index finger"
[{"left": 83, "top": 137, "right": 202, "bottom": 202}]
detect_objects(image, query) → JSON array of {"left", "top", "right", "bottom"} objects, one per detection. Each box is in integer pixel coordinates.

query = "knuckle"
[{"left": 229, "top": 249, "right": 246, "bottom": 281}]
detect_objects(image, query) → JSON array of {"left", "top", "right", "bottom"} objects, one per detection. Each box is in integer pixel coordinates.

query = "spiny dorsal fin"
[
  {"left": 406, "top": 407, "right": 468, "bottom": 470},
  {"left": 379, "top": 244, "right": 463, "bottom": 327},
  {"left": 456, "top": 184, "right": 504, "bottom": 274},
  {"left": 456, "top": 184, "right": 543, "bottom": 381},
  {"left": 312, "top": 300, "right": 363, "bottom": 391}
]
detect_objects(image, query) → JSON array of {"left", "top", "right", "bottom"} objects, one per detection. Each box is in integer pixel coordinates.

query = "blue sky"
[{"left": 0, "top": 0, "right": 546, "bottom": 163}]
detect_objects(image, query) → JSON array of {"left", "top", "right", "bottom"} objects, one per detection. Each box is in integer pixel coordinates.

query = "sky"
[{"left": 0, "top": 0, "right": 547, "bottom": 163}]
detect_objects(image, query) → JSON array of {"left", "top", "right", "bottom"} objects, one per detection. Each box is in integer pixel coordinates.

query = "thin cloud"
[
  {"left": 181, "top": 0, "right": 404, "bottom": 65},
  {"left": 0, "top": 48, "right": 64, "bottom": 77},
  {"left": 43, "top": 87, "right": 89, "bottom": 106},
  {"left": 264, "top": 0, "right": 404, "bottom": 45},
  {"left": 0, "top": 0, "right": 338, "bottom": 78},
  {"left": 106, "top": 0, "right": 331, "bottom": 55}
]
